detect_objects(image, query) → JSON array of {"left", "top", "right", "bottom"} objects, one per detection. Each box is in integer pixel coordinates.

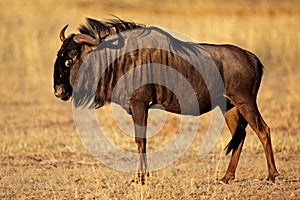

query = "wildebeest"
[{"left": 53, "top": 17, "right": 279, "bottom": 184}]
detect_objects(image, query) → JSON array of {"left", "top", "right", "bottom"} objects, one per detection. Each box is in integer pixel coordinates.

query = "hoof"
[
  {"left": 219, "top": 175, "right": 235, "bottom": 184},
  {"left": 130, "top": 172, "right": 149, "bottom": 185},
  {"left": 135, "top": 176, "right": 145, "bottom": 185},
  {"left": 266, "top": 172, "right": 280, "bottom": 183}
]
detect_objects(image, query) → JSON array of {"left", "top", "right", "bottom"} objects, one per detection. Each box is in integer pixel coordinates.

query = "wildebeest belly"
[{"left": 152, "top": 84, "right": 213, "bottom": 116}]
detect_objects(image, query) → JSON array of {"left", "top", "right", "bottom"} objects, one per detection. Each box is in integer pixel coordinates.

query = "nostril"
[{"left": 54, "top": 85, "right": 64, "bottom": 97}]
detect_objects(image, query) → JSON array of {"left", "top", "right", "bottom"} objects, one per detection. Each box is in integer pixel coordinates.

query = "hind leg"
[
  {"left": 221, "top": 107, "right": 248, "bottom": 183},
  {"left": 235, "top": 100, "right": 279, "bottom": 182}
]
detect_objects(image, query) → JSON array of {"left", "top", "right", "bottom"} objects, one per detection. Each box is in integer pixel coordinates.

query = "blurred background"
[{"left": 0, "top": 0, "right": 299, "bottom": 198}]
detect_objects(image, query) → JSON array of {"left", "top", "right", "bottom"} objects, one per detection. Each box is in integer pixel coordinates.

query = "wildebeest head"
[
  {"left": 53, "top": 25, "right": 105, "bottom": 101},
  {"left": 54, "top": 18, "right": 145, "bottom": 101}
]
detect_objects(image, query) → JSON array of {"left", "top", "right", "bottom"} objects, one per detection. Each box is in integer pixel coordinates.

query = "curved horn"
[{"left": 59, "top": 24, "right": 69, "bottom": 42}]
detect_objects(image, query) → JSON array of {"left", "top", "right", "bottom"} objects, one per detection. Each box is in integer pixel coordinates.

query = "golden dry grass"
[{"left": 0, "top": 0, "right": 299, "bottom": 199}]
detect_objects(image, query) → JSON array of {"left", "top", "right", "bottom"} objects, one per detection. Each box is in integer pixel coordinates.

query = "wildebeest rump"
[{"left": 53, "top": 18, "right": 279, "bottom": 184}]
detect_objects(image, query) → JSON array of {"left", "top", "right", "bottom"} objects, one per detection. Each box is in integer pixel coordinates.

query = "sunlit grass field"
[{"left": 0, "top": 0, "right": 299, "bottom": 199}]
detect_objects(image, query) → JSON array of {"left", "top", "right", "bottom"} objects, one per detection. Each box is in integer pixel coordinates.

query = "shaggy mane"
[{"left": 79, "top": 17, "right": 145, "bottom": 38}]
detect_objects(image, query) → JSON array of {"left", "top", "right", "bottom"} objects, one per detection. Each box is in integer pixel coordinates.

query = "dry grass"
[{"left": 0, "top": 0, "right": 299, "bottom": 199}]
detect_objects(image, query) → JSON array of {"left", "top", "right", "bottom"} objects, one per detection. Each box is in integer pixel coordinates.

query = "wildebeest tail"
[{"left": 224, "top": 117, "right": 247, "bottom": 155}]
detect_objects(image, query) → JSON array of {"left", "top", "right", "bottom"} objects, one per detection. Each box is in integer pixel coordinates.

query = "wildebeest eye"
[{"left": 65, "top": 59, "right": 73, "bottom": 67}]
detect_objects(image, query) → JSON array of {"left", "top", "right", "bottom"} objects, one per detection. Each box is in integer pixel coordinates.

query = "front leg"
[{"left": 130, "top": 100, "right": 149, "bottom": 184}]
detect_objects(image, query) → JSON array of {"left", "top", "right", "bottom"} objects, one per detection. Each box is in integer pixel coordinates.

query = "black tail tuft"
[{"left": 224, "top": 125, "right": 246, "bottom": 155}]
